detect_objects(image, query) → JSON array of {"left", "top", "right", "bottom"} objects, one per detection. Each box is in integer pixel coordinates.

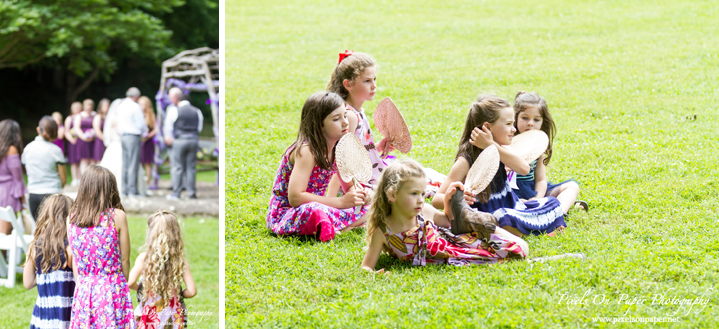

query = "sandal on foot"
[{"left": 574, "top": 200, "right": 589, "bottom": 212}]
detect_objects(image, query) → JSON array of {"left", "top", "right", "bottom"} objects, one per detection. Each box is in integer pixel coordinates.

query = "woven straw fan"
[
  {"left": 336, "top": 134, "right": 372, "bottom": 215},
  {"left": 374, "top": 97, "right": 412, "bottom": 155},
  {"left": 510, "top": 129, "right": 549, "bottom": 163},
  {"left": 464, "top": 144, "right": 500, "bottom": 195}
]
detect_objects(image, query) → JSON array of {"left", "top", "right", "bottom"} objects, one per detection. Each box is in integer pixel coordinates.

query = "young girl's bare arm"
[
  {"left": 23, "top": 256, "right": 37, "bottom": 289},
  {"left": 432, "top": 158, "right": 472, "bottom": 209},
  {"left": 497, "top": 145, "right": 529, "bottom": 175},
  {"left": 182, "top": 262, "right": 197, "bottom": 298},
  {"left": 92, "top": 114, "right": 105, "bottom": 141},
  {"left": 288, "top": 145, "right": 364, "bottom": 209},
  {"left": 361, "top": 229, "right": 386, "bottom": 272},
  {"left": 64, "top": 117, "right": 76, "bottom": 143},
  {"left": 73, "top": 115, "right": 86, "bottom": 141},
  {"left": 533, "top": 155, "right": 548, "bottom": 199},
  {"left": 127, "top": 252, "right": 146, "bottom": 290},
  {"left": 114, "top": 209, "right": 131, "bottom": 279}
]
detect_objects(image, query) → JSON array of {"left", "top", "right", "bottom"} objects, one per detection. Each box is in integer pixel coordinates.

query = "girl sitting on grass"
[
  {"left": 361, "top": 159, "right": 527, "bottom": 272},
  {"left": 266, "top": 91, "right": 371, "bottom": 242},
  {"left": 128, "top": 210, "right": 196, "bottom": 328},
  {"left": 512, "top": 91, "right": 587, "bottom": 213},
  {"left": 23, "top": 193, "right": 75, "bottom": 329},
  {"left": 432, "top": 95, "right": 567, "bottom": 237}
]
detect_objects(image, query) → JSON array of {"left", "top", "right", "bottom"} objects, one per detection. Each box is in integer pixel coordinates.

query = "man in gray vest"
[{"left": 165, "top": 93, "right": 203, "bottom": 199}]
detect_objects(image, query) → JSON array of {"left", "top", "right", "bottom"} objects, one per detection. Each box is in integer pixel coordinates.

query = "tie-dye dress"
[
  {"left": 381, "top": 215, "right": 525, "bottom": 266},
  {"left": 68, "top": 209, "right": 134, "bottom": 328},
  {"left": 266, "top": 146, "right": 367, "bottom": 239}
]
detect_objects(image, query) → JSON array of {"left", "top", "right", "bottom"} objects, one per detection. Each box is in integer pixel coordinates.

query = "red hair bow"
[{"left": 338, "top": 50, "right": 354, "bottom": 64}]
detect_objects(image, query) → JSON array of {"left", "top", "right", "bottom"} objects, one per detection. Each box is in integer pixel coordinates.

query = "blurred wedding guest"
[
  {"left": 163, "top": 87, "right": 184, "bottom": 190},
  {"left": 51, "top": 112, "right": 66, "bottom": 155},
  {"left": 64, "top": 102, "right": 82, "bottom": 186},
  {"left": 22, "top": 116, "right": 67, "bottom": 220},
  {"left": 93, "top": 98, "right": 110, "bottom": 164},
  {"left": 165, "top": 93, "right": 202, "bottom": 200},
  {"left": 116, "top": 87, "right": 148, "bottom": 197},
  {"left": 0, "top": 119, "right": 27, "bottom": 234},
  {"left": 74, "top": 98, "right": 96, "bottom": 177},
  {"left": 138, "top": 96, "right": 158, "bottom": 184}
]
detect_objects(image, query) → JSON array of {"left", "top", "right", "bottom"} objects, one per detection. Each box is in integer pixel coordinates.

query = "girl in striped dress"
[
  {"left": 23, "top": 194, "right": 75, "bottom": 329},
  {"left": 432, "top": 95, "right": 568, "bottom": 236}
]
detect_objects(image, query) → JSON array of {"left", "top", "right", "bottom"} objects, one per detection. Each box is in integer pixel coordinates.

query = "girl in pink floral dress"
[
  {"left": 128, "top": 210, "right": 196, "bottom": 329},
  {"left": 267, "top": 91, "right": 371, "bottom": 242},
  {"left": 362, "top": 160, "right": 529, "bottom": 273},
  {"left": 68, "top": 165, "right": 134, "bottom": 328}
]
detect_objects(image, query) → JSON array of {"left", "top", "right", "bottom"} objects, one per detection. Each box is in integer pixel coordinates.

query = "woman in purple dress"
[
  {"left": 52, "top": 112, "right": 66, "bottom": 154},
  {"left": 0, "top": 119, "right": 28, "bottom": 235},
  {"left": 138, "top": 96, "right": 158, "bottom": 184},
  {"left": 92, "top": 98, "right": 110, "bottom": 163},
  {"left": 65, "top": 102, "right": 82, "bottom": 186},
  {"left": 73, "top": 99, "right": 96, "bottom": 177}
]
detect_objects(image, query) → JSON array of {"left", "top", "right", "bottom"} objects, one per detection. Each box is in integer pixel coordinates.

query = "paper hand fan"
[
  {"left": 464, "top": 144, "right": 500, "bottom": 195},
  {"left": 510, "top": 130, "right": 549, "bottom": 164},
  {"left": 336, "top": 134, "right": 372, "bottom": 215},
  {"left": 374, "top": 97, "right": 412, "bottom": 155}
]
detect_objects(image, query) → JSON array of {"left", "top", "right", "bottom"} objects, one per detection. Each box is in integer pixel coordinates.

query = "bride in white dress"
[{"left": 100, "top": 98, "right": 147, "bottom": 195}]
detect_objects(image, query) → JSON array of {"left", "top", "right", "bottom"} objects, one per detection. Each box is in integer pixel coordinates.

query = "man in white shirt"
[
  {"left": 116, "top": 87, "right": 148, "bottom": 197},
  {"left": 164, "top": 93, "right": 203, "bottom": 199}
]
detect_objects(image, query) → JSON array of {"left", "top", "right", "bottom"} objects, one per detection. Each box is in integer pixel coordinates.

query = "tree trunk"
[{"left": 65, "top": 66, "right": 101, "bottom": 106}]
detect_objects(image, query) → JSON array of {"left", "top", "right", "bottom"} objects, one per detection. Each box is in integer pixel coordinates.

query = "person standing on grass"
[
  {"left": 64, "top": 102, "right": 82, "bottom": 186},
  {"left": 73, "top": 98, "right": 97, "bottom": 176},
  {"left": 67, "top": 165, "right": 134, "bottom": 328},
  {"left": 51, "top": 112, "right": 66, "bottom": 155},
  {"left": 116, "top": 87, "right": 148, "bottom": 198},
  {"left": 361, "top": 160, "right": 528, "bottom": 273},
  {"left": 23, "top": 194, "right": 75, "bottom": 329},
  {"left": 164, "top": 93, "right": 203, "bottom": 200},
  {"left": 128, "top": 210, "right": 196, "bottom": 328},
  {"left": 163, "top": 87, "right": 185, "bottom": 192},
  {"left": 22, "top": 116, "right": 67, "bottom": 220},
  {"left": 0, "top": 119, "right": 27, "bottom": 235},
  {"left": 92, "top": 98, "right": 110, "bottom": 164},
  {"left": 266, "top": 91, "right": 371, "bottom": 241},
  {"left": 138, "top": 95, "right": 158, "bottom": 185}
]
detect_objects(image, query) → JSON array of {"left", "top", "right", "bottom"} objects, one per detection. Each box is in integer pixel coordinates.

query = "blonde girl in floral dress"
[
  {"left": 361, "top": 159, "right": 528, "bottom": 272},
  {"left": 67, "top": 165, "right": 134, "bottom": 328},
  {"left": 128, "top": 210, "right": 196, "bottom": 328},
  {"left": 266, "top": 91, "right": 371, "bottom": 242}
]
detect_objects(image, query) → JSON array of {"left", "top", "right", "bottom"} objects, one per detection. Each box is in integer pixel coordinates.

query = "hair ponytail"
[
  {"left": 38, "top": 116, "right": 58, "bottom": 141},
  {"left": 327, "top": 52, "right": 376, "bottom": 100}
]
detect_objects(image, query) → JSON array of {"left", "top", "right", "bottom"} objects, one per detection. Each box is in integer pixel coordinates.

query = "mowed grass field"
[
  {"left": 225, "top": 0, "right": 719, "bottom": 327},
  {"left": 0, "top": 216, "right": 219, "bottom": 328}
]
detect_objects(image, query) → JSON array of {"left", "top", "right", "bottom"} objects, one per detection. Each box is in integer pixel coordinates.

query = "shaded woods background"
[{"left": 0, "top": 0, "right": 219, "bottom": 141}]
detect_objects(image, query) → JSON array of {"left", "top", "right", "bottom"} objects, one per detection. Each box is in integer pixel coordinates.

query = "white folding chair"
[{"left": 0, "top": 206, "right": 34, "bottom": 288}]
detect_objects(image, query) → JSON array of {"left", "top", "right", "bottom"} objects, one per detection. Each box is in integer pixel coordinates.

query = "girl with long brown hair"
[
  {"left": 22, "top": 193, "right": 75, "bottom": 328},
  {"left": 0, "top": 119, "right": 27, "bottom": 235},
  {"left": 432, "top": 95, "right": 567, "bottom": 237},
  {"left": 361, "top": 160, "right": 528, "bottom": 273},
  {"left": 128, "top": 210, "right": 196, "bottom": 328},
  {"left": 266, "top": 91, "right": 371, "bottom": 241},
  {"left": 67, "top": 165, "right": 134, "bottom": 328}
]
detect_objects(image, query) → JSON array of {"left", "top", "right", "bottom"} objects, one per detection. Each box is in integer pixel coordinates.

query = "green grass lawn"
[
  {"left": 0, "top": 216, "right": 219, "bottom": 328},
  {"left": 226, "top": 0, "right": 719, "bottom": 327}
]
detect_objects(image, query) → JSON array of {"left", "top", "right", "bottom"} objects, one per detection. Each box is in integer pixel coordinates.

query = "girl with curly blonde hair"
[{"left": 128, "top": 210, "right": 196, "bottom": 328}]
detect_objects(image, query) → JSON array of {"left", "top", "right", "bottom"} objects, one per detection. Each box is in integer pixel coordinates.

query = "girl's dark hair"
[
  {"left": 70, "top": 165, "right": 124, "bottom": 228},
  {"left": 455, "top": 95, "right": 511, "bottom": 203},
  {"left": 0, "top": 119, "right": 23, "bottom": 163},
  {"left": 38, "top": 116, "right": 58, "bottom": 141},
  {"left": 513, "top": 91, "right": 556, "bottom": 165},
  {"left": 24, "top": 194, "right": 73, "bottom": 273},
  {"left": 327, "top": 52, "right": 376, "bottom": 100},
  {"left": 286, "top": 91, "right": 346, "bottom": 171}
]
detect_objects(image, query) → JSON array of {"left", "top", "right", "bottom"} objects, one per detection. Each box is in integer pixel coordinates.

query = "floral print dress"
[
  {"left": 381, "top": 215, "right": 526, "bottom": 266},
  {"left": 68, "top": 209, "right": 134, "bottom": 328},
  {"left": 135, "top": 281, "right": 187, "bottom": 329},
  {"left": 266, "top": 146, "right": 367, "bottom": 239}
]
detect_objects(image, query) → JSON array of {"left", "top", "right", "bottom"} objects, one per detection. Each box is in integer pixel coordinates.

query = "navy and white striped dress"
[
  {"left": 30, "top": 246, "right": 75, "bottom": 329},
  {"left": 463, "top": 154, "right": 566, "bottom": 235}
]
